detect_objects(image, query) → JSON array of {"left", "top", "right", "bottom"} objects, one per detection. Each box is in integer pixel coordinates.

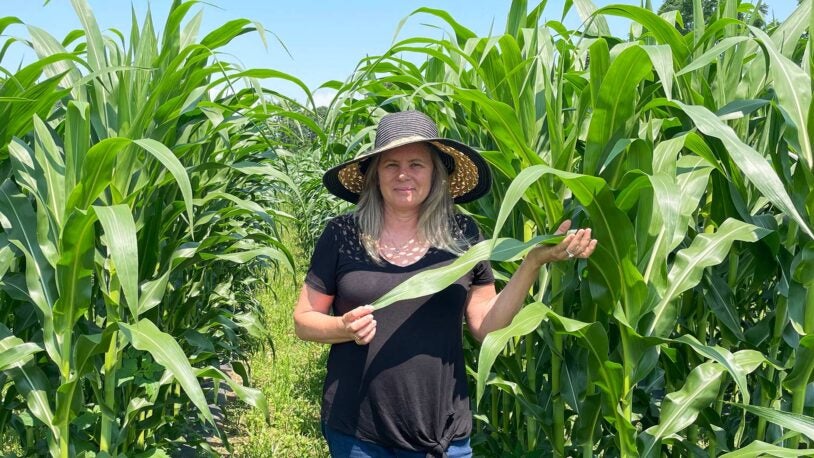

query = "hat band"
[{"left": 373, "top": 135, "right": 431, "bottom": 152}]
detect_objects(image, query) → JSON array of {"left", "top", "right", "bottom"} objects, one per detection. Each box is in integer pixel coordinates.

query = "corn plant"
[
  {"left": 324, "top": 0, "right": 814, "bottom": 455},
  {"left": 268, "top": 105, "right": 346, "bottom": 253},
  {"left": 0, "top": 0, "right": 312, "bottom": 455}
]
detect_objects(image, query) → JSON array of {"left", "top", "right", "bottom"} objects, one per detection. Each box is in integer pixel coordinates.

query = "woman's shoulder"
[
  {"left": 326, "top": 212, "right": 355, "bottom": 226},
  {"left": 453, "top": 213, "right": 478, "bottom": 231},
  {"left": 452, "top": 213, "right": 484, "bottom": 241},
  {"left": 322, "top": 213, "right": 358, "bottom": 238}
]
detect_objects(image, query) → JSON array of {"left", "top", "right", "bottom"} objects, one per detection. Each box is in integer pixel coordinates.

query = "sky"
[{"left": 1, "top": 1, "right": 801, "bottom": 105}]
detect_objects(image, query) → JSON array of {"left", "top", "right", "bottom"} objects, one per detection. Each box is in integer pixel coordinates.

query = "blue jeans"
[{"left": 322, "top": 423, "right": 473, "bottom": 457}]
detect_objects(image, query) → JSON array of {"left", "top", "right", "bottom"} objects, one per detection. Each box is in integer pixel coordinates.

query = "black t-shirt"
[{"left": 305, "top": 213, "right": 494, "bottom": 457}]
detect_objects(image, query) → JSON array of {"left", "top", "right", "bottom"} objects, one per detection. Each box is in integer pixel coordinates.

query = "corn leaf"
[
  {"left": 675, "top": 101, "right": 814, "bottom": 239},
  {"left": 94, "top": 205, "right": 139, "bottom": 320},
  {"left": 783, "top": 334, "right": 814, "bottom": 392},
  {"left": 54, "top": 208, "right": 97, "bottom": 345},
  {"left": 719, "top": 441, "right": 814, "bottom": 457},
  {"left": 733, "top": 404, "right": 814, "bottom": 442},
  {"left": 476, "top": 302, "right": 547, "bottom": 404},
  {"left": 119, "top": 319, "right": 214, "bottom": 425},
  {"left": 640, "top": 361, "right": 727, "bottom": 457},
  {"left": 64, "top": 101, "right": 90, "bottom": 193},
  {"left": 644, "top": 218, "right": 771, "bottom": 337},
  {"left": 194, "top": 366, "right": 269, "bottom": 423},
  {"left": 370, "top": 235, "right": 560, "bottom": 310},
  {"left": 583, "top": 45, "right": 652, "bottom": 175},
  {"left": 133, "top": 139, "right": 195, "bottom": 235},
  {"left": 0, "top": 337, "right": 42, "bottom": 371},
  {"left": 0, "top": 326, "right": 58, "bottom": 446},
  {"left": 594, "top": 5, "right": 690, "bottom": 62},
  {"left": 0, "top": 180, "right": 60, "bottom": 363},
  {"left": 69, "top": 137, "right": 129, "bottom": 210},
  {"left": 750, "top": 26, "right": 813, "bottom": 169}
]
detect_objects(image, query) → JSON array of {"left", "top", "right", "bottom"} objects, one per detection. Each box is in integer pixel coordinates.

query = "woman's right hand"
[{"left": 341, "top": 305, "right": 377, "bottom": 345}]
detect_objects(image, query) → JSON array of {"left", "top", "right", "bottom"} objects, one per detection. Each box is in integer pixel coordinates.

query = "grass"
[{"left": 227, "top": 255, "right": 330, "bottom": 457}]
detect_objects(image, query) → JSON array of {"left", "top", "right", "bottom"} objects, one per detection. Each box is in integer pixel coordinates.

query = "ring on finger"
[{"left": 565, "top": 248, "right": 575, "bottom": 258}]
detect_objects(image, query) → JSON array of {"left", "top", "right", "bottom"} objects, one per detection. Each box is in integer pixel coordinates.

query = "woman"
[{"left": 294, "top": 110, "right": 597, "bottom": 458}]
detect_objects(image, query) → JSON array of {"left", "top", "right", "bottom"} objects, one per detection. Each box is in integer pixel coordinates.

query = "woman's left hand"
[{"left": 529, "top": 220, "right": 598, "bottom": 266}]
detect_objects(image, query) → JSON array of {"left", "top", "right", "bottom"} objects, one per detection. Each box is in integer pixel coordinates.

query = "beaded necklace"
[{"left": 378, "top": 233, "right": 429, "bottom": 266}]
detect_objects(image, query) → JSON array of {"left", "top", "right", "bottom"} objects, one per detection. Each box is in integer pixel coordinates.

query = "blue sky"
[{"left": 2, "top": 1, "right": 800, "bottom": 105}]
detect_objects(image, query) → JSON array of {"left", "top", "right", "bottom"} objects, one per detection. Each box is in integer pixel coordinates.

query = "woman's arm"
[
  {"left": 293, "top": 284, "right": 377, "bottom": 345},
  {"left": 465, "top": 222, "right": 597, "bottom": 342}
]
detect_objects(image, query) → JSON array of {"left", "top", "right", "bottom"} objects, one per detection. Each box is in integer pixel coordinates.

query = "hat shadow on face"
[{"left": 358, "top": 144, "right": 454, "bottom": 176}]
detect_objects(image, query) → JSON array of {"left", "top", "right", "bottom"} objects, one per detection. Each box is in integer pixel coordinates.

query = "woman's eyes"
[{"left": 384, "top": 162, "right": 424, "bottom": 168}]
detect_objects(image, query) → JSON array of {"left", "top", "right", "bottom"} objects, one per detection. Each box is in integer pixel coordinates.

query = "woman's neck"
[{"left": 382, "top": 206, "right": 419, "bottom": 236}]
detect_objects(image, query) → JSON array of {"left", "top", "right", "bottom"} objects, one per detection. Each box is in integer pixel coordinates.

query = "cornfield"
[
  {"left": 323, "top": 0, "right": 814, "bottom": 456},
  {"left": 2, "top": 0, "right": 814, "bottom": 456},
  {"left": 0, "top": 0, "right": 312, "bottom": 455}
]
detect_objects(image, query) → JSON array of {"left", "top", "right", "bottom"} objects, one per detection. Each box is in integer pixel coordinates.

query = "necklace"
[
  {"left": 378, "top": 231, "right": 428, "bottom": 262},
  {"left": 379, "top": 234, "right": 417, "bottom": 255},
  {"left": 381, "top": 241, "right": 412, "bottom": 256}
]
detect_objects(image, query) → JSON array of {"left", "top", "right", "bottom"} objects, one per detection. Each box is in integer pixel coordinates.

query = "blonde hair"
[{"left": 355, "top": 145, "right": 468, "bottom": 263}]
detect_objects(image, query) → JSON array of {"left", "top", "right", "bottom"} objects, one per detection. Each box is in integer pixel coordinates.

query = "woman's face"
[{"left": 376, "top": 143, "right": 434, "bottom": 213}]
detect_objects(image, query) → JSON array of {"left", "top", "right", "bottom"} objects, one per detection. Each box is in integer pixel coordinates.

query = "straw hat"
[{"left": 322, "top": 110, "right": 492, "bottom": 204}]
